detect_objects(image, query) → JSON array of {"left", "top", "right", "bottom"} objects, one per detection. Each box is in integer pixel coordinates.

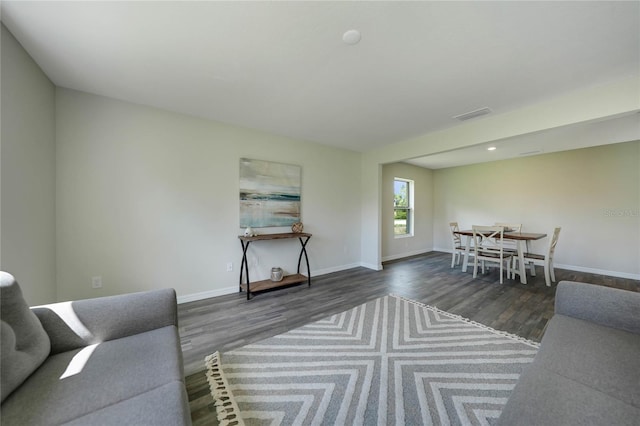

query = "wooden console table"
[{"left": 238, "top": 232, "right": 312, "bottom": 300}]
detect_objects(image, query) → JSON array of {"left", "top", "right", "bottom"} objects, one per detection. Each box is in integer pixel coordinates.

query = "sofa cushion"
[
  {"left": 498, "top": 314, "right": 640, "bottom": 425},
  {"left": 1, "top": 325, "right": 184, "bottom": 425},
  {"left": 498, "top": 363, "right": 640, "bottom": 426},
  {"left": 0, "top": 272, "right": 51, "bottom": 402},
  {"left": 32, "top": 288, "right": 178, "bottom": 355},
  {"left": 63, "top": 381, "right": 191, "bottom": 426},
  {"left": 536, "top": 314, "right": 640, "bottom": 407},
  {"left": 555, "top": 281, "right": 640, "bottom": 335}
]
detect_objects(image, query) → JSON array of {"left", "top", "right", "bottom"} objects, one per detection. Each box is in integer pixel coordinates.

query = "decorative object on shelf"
[
  {"left": 291, "top": 222, "right": 303, "bottom": 233},
  {"left": 239, "top": 158, "right": 301, "bottom": 228},
  {"left": 270, "top": 267, "right": 284, "bottom": 282},
  {"left": 244, "top": 227, "right": 255, "bottom": 237}
]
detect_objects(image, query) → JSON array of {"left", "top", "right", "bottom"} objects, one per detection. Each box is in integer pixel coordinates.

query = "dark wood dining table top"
[{"left": 455, "top": 230, "right": 547, "bottom": 241}]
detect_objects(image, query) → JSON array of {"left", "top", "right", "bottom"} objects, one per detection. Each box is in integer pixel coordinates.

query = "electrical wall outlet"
[
  {"left": 226, "top": 262, "right": 233, "bottom": 272},
  {"left": 91, "top": 276, "right": 102, "bottom": 289}
]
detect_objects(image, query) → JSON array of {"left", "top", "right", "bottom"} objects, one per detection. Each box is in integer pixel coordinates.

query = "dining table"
[{"left": 455, "top": 229, "right": 547, "bottom": 284}]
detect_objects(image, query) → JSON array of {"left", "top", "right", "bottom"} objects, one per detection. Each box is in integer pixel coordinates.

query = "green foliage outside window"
[{"left": 394, "top": 210, "right": 407, "bottom": 220}]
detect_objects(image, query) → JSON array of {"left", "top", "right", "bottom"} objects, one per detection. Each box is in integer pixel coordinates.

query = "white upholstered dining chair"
[
  {"left": 513, "top": 227, "right": 561, "bottom": 286},
  {"left": 472, "top": 225, "right": 514, "bottom": 284}
]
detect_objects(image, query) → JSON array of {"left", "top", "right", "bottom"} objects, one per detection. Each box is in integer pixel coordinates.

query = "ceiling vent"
[
  {"left": 453, "top": 107, "right": 493, "bottom": 121},
  {"left": 519, "top": 150, "right": 542, "bottom": 156}
]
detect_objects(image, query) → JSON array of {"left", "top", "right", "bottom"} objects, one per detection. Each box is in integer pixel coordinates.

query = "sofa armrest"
[
  {"left": 555, "top": 281, "right": 640, "bottom": 335},
  {"left": 32, "top": 288, "right": 178, "bottom": 355}
]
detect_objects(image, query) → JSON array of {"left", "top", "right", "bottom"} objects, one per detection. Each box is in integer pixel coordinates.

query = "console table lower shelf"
[{"left": 239, "top": 273, "right": 308, "bottom": 293}]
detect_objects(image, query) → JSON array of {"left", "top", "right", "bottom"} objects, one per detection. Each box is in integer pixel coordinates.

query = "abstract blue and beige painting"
[{"left": 239, "top": 158, "right": 301, "bottom": 227}]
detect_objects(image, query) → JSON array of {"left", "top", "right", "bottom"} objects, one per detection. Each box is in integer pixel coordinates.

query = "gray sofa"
[
  {"left": 0, "top": 271, "right": 192, "bottom": 425},
  {"left": 499, "top": 280, "right": 640, "bottom": 425}
]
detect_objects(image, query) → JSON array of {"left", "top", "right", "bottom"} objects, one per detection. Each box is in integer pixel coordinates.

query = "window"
[{"left": 394, "top": 178, "right": 414, "bottom": 237}]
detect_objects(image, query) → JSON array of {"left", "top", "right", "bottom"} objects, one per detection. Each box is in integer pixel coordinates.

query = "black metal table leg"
[
  {"left": 239, "top": 240, "right": 251, "bottom": 299},
  {"left": 297, "top": 236, "right": 311, "bottom": 286}
]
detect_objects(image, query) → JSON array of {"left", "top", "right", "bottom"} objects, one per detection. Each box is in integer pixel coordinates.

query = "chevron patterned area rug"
[{"left": 206, "top": 294, "right": 539, "bottom": 426}]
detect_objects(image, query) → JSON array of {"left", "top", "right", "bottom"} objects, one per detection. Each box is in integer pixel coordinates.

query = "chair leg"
[
  {"left": 544, "top": 259, "right": 551, "bottom": 287},
  {"left": 529, "top": 261, "right": 536, "bottom": 276},
  {"left": 549, "top": 260, "right": 556, "bottom": 282},
  {"left": 473, "top": 256, "right": 478, "bottom": 278},
  {"left": 451, "top": 251, "right": 456, "bottom": 268},
  {"left": 544, "top": 267, "right": 551, "bottom": 287}
]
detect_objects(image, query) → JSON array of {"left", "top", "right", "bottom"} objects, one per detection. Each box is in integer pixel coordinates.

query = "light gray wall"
[
  {"left": 1, "top": 24, "right": 56, "bottom": 304},
  {"left": 381, "top": 163, "right": 433, "bottom": 261},
  {"left": 55, "top": 89, "right": 362, "bottom": 302},
  {"left": 433, "top": 141, "right": 640, "bottom": 279}
]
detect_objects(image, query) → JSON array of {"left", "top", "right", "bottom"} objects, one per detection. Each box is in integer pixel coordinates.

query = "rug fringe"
[
  {"left": 390, "top": 293, "right": 541, "bottom": 349},
  {"left": 205, "top": 351, "right": 245, "bottom": 426}
]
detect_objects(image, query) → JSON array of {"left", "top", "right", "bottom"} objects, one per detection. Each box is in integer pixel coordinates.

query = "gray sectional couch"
[
  {"left": 499, "top": 280, "right": 640, "bottom": 425},
  {"left": 0, "top": 271, "right": 192, "bottom": 425}
]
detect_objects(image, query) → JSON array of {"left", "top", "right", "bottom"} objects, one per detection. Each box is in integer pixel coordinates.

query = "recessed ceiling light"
[
  {"left": 342, "top": 29, "right": 361, "bottom": 45},
  {"left": 487, "top": 146, "right": 497, "bottom": 151}
]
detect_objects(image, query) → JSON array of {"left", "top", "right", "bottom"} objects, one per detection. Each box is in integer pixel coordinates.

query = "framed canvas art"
[{"left": 239, "top": 158, "right": 301, "bottom": 228}]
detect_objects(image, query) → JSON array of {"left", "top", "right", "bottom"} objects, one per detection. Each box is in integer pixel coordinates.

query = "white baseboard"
[
  {"left": 178, "top": 262, "right": 368, "bottom": 304},
  {"left": 433, "top": 249, "right": 639, "bottom": 280},
  {"left": 382, "top": 249, "right": 433, "bottom": 263},
  {"left": 360, "top": 262, "right": 383, "bottom": 271},
  {"left": 177, "top": 286, "right": 238, "bottom": 304},
  {"left": 177, "top": 256, "right": 638, "bottom": 304},
  {"left": 554, "top": 263, "right": 640, "bottom": 281},
  {"left": 433, "top": 247, "right": 453, "bottom": 253},
  {"left": 312, "top": 263, "right": 362, "bottom": 276}
]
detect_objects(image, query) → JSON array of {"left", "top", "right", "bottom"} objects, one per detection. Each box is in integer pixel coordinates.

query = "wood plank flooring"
[{"left": 179, "top": 251, "right": 639, "bottom": 425}]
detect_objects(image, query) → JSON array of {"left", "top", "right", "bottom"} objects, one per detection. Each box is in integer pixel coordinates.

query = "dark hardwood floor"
[{"left": 179, "top": 251, "right": 639, "bottom": 425}]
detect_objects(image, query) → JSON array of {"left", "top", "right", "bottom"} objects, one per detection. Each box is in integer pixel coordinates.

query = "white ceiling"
[
  {"left": 2, "top": 1, "right": 639, "bottom": 164},
  {"left": 406, "top": 112, "right": 640, "bottom": 169}
]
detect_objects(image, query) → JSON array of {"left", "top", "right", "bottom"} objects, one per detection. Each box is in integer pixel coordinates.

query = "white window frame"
[{"left": 393, "top": 178, "right": 414, "bottom": 238}]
